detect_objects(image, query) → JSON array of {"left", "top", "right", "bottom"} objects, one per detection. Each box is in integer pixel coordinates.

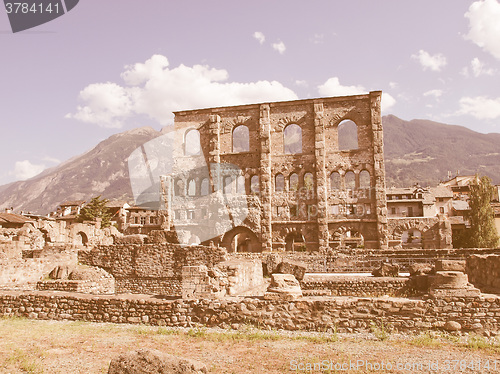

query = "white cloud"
[
  {"left": 465, "top": 0, "right": 500, "bottom": 60},
  {"left": 471, "top": 57, "right": 495, "bottom": 76},
  {"left": 42, "top": 156, "right": 61, "bottom": 164},
  {"left": 389, "top": 82, "right": 398, "bottom": 89},
  {"left": 411, "top": 50, "right": 447, "bottom": 72},
  {"left": 317, "top": 77, "right": 396, "bottom": 112},
  {"left": 295, "top": 80, "right": 308, "bottom": 87},
  {"left": 253, "top": 31, "right": 265, "bottom": 45},
  {"left": 272, "top": 41, "right": 286, "bottom": 54},
  {"left": 66, "top": 82, "right": 133, "bottom": 128},
  {"left": 458, "top": 96, "right": 500, "bottom": 119},
  {"left": 67, "top": 55, "right": 298, "bottom": 127},
  {"left": 311, "top": 33, "right": 324, "bottom": 44},
  {"left": 423, "top": 89, "right": 443, "bottom": 98},
  {"left": 14, "top": 160, "right": 45, "bottom": 180}
]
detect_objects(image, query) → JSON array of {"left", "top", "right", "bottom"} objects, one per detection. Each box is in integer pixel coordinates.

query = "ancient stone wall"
[
  {"left": 300, "top": 274, "right": 408, "bottom": 297},
  {"left": 387, "top": 217, "right": 452, "bottom": 249},
  {"left": 466, "top": 254, "right": 500, "bottom": 293},
  {"left": 1, "top": 291, "right": 499, "bottom": 335},
  {"left": 171, "top": 92, "right": 388, "bottom": 252},
  {"left": 78, "top": 243, "right": 226, "bottom": 295}
]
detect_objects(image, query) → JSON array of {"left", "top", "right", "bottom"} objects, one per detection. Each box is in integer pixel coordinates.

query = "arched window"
[
  {"left": 359, "top": 170, "right": 370, "bottom": 189},
  {"left": 224, "top": 176, "right": 233, "bottom": 194},
  {"left": 236, "top": 175, "right": 246, "bottom": 194},
  {"left": 330, "top": 171, "right": 341, "bottom": 190},
  {"left": 250, "top": 175, "right": 259, "bottom": 193},
  {"left": 232, "top": 125, "right": 249, "bottom": 153},
  {"left": 304, "top": 172, "right": 314, "bottom": 191},
  {"left": 184, "top": 129, "right": 201, "bottom": 156},
  {"left": 275, "top": 173, "right": 284, "bottom": 192},
  {"left": 284, "top": 124, "right": 302, "bottom": 154},
  {"left": 338, "top": 120, "right": 358, "bottom": 151},
  {"left": 289, "top": 173, "right": 299, "bottom": 191},
  {"left": 174, "top": 178, "right": 184, "bottom": 196},
  {"left": 345, "top": 171, "right": 355, "bottom": 190},
  {"left": 187, "top": 179, "right": 196, "bottom": 196},
  {"left": 200, "top": 178, "right": 209, "bottom": 196}
]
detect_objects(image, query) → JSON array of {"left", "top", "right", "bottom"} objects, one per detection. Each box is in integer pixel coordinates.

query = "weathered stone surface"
[
  {"left": 466, "top": 254, "right": 500, "bottom": 293},
  {"left": 444, "top": 321, "right": 461, "bottom": 331},
  {"left": 435, "top": 260, "right": 466, "bottom": 272},
  {"left": 276, "top": 260, "right": 307, "bottom": 281},
  {"left": 429, "top": 271, "right": 468, "bottom": 289},
  {"left": 264, "top": 273, "right": 302, "bottom": 300},
  {"left": 408, "top": 263, "right": 434, "bottom": 277},
  {"left": 108, "top": 349, "right": 206, "bottom": 374},
  {"left": 114, "top": 235, "right": 147, "bottom": 245},
  {"left": 372, "top": 263, "right": 399, "bottom": 277},
  {"left": 49, "top": 265, "right": 74, "bottom": 280}
]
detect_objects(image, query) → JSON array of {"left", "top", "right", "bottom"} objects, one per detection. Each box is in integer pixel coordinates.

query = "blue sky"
[{"left": 1, "top": 0, "right": 499, "bottom": 185}]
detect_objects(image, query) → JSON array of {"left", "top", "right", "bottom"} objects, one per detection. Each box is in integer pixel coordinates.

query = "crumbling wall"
[
  {"left": 387, "top": 217, "right": 452, "bottom": 249},
  {"left": 466, "top": 254, "right": 500, "bottom": 293},
  {"left": 78, "top": 243, "right": 226, "bottom": 295}
]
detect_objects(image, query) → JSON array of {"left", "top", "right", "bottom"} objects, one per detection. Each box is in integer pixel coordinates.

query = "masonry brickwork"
[
  {"left": 1, "top": 291, "right": 499, "bottom": 335},
  {"left": 166, "top": 92, "right": 388, "bottom": 252}
]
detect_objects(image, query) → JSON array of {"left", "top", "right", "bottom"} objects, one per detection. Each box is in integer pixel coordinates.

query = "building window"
[
  {"left": 200, "top": 178, "right": 209, "bottom": 196},
  {"left": 391, "top": 207, "right": 396, "bottom": 215},
  {"left": 290, "top": 205, "right": 298, "bottom": 218},
  {"left": 223, "top": 176, "right": 233, "bottom": 194},
  {"left": 232, "top": 125, "right": 250, "bottom": 153},
  {"left": 175, "top": 210, "right": 181, "bottom": 220},
  {"left": 149, "top": 216, "right": 157, "bottom": 225},
  {"left": 250, "top": 175, "right": 259, "bottom": 193},
  {"left": 187, "top": 210, "right": 195, "bottom": 220},
  {"left": 338, "top": 119, "right": 358, "bottom": 151},
  {"left": 359, "top": 170, "right": 370, "bottom": 189},
  {"left": 140, "top": 217, "right": 146, "bottom": 225},
  {"left": 440, "top": 207, "right": 445, "bottom": 214},
  {"left": 236, "top": 175, "right": 246, "bottom": 194},
  {"left": 345, "top": 171, "right": 355, "bottom": 190},
  {"left": 187, "top": 179, "right": 196, "bottom": 196},
  {"left": 184, "top": 129, "right": 201, "bottom": 156},
  {"left": 330, "top": 171, "right": 341, "bottom": 190},
  {"left": 289, "top": 173, "right": 299, "bottom": 191},
  {"left": 304, "top": 172, "right": 314, "bottom": 191},
  {"left": 275, "top": 173, "right": 284, "bottom": 192},
  {"left": 408, "top": 206, "right": 413, "bottom": 217},
  {"left": 284, "top": 124, "right": 302, "bottom": 154}
]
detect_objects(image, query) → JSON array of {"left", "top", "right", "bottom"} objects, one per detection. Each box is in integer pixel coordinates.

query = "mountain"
[
  {"left": 0, "top": 127, "right": 161, "bottom": 214},
  {"left": 383, "top": 115, "right": 500, "bottom": 187},
  {"left": 0, "top": 115, "right": 499, "bottom": 214}
]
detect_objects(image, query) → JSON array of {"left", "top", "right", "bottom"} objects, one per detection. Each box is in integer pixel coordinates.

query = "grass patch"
[
  {"left": 5, "top": 348, "right": 43, "bottom": 374},
  {"left": 370, "top": 320, "right": 392, "bottom": 341},
  {"left": 409, "top": 331, "right": 442, "bottom": 348},
  {"left": 464, "top": 334, "right": 500, "bottom": 352}
]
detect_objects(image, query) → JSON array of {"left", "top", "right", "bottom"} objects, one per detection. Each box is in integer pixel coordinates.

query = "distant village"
[{"left": 1, "top": 174, "right": 499, "bottom": 251}]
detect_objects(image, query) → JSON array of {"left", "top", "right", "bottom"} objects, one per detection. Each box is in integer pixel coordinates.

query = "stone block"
[
  {"left": 435, "top": 260, "right": 466, "bottom": 272},
  {"left": 408, "top": 263, "right": 434, "bottom": 277},
  {"left": 429, "top": 271, "right": 468, "bottom": 289},
  {"left": 264, "top": 273, "right": 302, "bottom": 300},
  {"left": 276, "top": 259, "right": 307, "bottom": 281},
  {"left": 108, "top": 349, "right": 206, "bottom": 374},
  {"left": 372, "top": 263, "right": 399, "bottom": 277}
]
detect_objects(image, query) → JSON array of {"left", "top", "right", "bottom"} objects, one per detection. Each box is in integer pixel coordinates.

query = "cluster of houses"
[{"left": 1, "top": 175, "right": 499, "bottom": 249}]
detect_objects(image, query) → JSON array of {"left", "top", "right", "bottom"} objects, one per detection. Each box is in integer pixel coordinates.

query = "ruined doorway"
[
  {"left": 285, "top": 232, "right": 305, "bottom": 252},
  {"left": 222, "top": 226, "right": 260, "bottom": 253}
]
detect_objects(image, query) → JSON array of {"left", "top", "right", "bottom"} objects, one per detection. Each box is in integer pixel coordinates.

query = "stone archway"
[
  {"left": 76, "top": 231, "right": 89, "bottom": 246},
  {"left": 284, "top": 231, "right": 305, "bottom": 252},
  {"left": 221, "top": 226, "right": 260, "bottom": 253},
  {"left": 329, "top": 226, "right": 364, "bottom": 249}
]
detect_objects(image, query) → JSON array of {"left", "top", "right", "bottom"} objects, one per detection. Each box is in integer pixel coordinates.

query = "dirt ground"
[{"left": 0, "top": 316, "right": 499, "bottom": 373}]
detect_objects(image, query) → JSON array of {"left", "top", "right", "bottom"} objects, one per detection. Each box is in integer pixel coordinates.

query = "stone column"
[
  {"left": 313, "top": 102, "right": 329, "bottom": 252},
  {"left": 370, "top": 91, "right": 388, "bottom": 249},
  {"left": 207, "top": 114, "right": 221, "bottom": 191},
  {"left": 259, "top": 104, "right": 273, "bottom": 252}
]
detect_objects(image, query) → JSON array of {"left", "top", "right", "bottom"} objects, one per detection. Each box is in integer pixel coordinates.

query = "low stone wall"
[
  {"left": 467, "top": 254, "right": 500, "bottom": 294},
  {"left": 36, "top": 279, "right": 115, "bottom": 294},
  {"left": 0, "top": 291, "right": 499, "bottom": 335},
  {"left": 300, "top": 274, "right": 409, "bottom": 297},
  {"left": 78, "top": 244, "right": 226, "bottom": 296}
]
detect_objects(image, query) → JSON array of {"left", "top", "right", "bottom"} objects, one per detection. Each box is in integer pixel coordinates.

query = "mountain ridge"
[{"left": 1, "top": 116, "right": 499, "bottom": 214}]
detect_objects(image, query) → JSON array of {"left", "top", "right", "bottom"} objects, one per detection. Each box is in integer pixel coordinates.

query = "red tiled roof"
[{"left": 0, "top": 213, "right": 34, "bottom": 224}]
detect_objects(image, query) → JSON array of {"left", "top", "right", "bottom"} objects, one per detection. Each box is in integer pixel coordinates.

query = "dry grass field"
[{"left": 1, "top": 316, "right": 499, "bottom": 373}]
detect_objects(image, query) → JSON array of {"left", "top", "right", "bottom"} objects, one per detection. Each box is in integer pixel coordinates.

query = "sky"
[{"left": 1, "top": 0, "right": 500, "bottom": 185}]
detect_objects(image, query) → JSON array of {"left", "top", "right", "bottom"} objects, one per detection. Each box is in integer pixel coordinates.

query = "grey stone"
[
  {"left": 408, "top": 263, "right": 434, "bottom": 277},
  {"left": 264, "top": 273, "right": 302, "bottom": 300},
  {"left": 429, "top": 271, "right": 468, "bottom": 289},
  {"left": 108, "top": 349, "right": 206, "bottom": 374},
  {"left": 434, "top": 260, "right": 466, "bottom": 273}
]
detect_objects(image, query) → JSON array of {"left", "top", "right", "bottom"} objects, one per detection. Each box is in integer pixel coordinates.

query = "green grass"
[
  {"left": 409, "top": 331, "right": 442, "bottom": 348},
  {"left": 370, "top": 320, "right": 392, "bottom": 341}
]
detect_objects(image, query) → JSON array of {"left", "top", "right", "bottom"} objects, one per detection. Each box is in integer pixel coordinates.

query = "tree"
[
  {"left": 78, "top": 195, "right": 112, "bottom": 228},
  {"left": 461, "top": 175, "right": 499, "bottom": 248}
]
